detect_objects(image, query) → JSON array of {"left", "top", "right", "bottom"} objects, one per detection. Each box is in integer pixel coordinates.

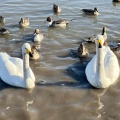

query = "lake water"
[{"left": 0, "top": 0, "right": 120, "bottom": 120}]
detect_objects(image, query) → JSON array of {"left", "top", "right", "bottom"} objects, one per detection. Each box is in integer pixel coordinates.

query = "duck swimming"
[
  {"left": 53, "top": 4, "right": 61, "bottom": 13},
  {"left": 0, "top": 27, "right": 9, "bottom": 35},
  {"left": 0, "top": 16, "right": 5, "bottom": 23},
  {"left": 45, "top": 17, "right": 69, "bottom": 27},
  {"left": 85, "top": 35, "right": 119, "bottom": 88},
  {"left": 19, "top": 18, "right": 29, "bottom": 27},
  {"left": 82, "top": 7, "right": 99, "bottom": 15},
  {"left": 77, "top": 43, "right": 89, "bottom": 58},
  {"left": 33, "top": 28, "right": 44, "bottom": 43},
  {"left": 0, "top": 43, "right": 35, "bottom": 89},
  {"left": 113, "top": 0, "right": 120, "bottom": 2},
  {"left": 86, "top": 27, "right": 107, "bottom": 43},
  {"left": 30, "top": 45, "right": 41, "bottom": 60}
]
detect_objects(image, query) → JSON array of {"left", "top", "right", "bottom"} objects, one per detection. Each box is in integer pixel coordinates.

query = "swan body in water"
[
  {"left": 85, "top": 35, "right": 119, "bottom": 88},
  {"left": 0, "top": 43, "right": 35, "bottom": 89}
]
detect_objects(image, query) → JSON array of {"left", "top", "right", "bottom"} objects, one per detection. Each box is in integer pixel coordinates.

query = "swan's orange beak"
[{"left": 27, "top": 49, "right": 31, "bottom": 54}]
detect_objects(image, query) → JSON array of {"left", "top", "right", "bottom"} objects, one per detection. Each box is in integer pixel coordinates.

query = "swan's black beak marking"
[
  {"left": 98, "top": 40, "right": 102, "bottom": 48},
  {"left": 29, "top": 52, "right": 33, "bottom": 57},
  {"left": 99, "top": 43, "right": 102, "bottom": 48}
]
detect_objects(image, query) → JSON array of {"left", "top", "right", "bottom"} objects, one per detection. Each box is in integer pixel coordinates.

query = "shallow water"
[{"left": 0, "top": 0, "right": 120, "bottom": 120}]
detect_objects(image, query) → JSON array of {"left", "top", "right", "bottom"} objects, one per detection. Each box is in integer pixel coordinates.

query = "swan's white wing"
[
  {"left": 0, "top": 52, "right": 35, "bottom": 88},
  {"left": 104, "top": 47, "right": 119, "bottom": 83},
  {"left": 0, "top": 52, "right": 25, "bottom": 87},
  {"left": 85, "top": 55, "right": 97, "bottom": 84}
]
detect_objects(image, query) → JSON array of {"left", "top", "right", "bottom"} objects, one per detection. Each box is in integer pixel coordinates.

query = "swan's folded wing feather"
[
  {"left": 0, "top": 53, "right": 25, "bottom": 87},
  {"left": 85, "top": 55, "right": 97, "bottom": 81},
  {"left": 104, "top": 47, "right": 119, "bottom": 82}
]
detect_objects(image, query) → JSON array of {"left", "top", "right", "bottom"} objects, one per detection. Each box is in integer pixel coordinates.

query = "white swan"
[
  {"left": 0, "top": 43, "right": 35, "bottom": 89},
  {"left": 85, "top": 35, "right": 119, "bottom": 88}
]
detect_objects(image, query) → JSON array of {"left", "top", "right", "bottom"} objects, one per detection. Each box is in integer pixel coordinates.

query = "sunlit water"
[{"left": 0, "top": 0, "right": 120, "bottom": 120}]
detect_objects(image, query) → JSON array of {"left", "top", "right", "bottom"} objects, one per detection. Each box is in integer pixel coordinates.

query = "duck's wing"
[
  {"left": 82, "top": 9, "right": 94, "bottom": 14},
  {"left": 104, "top": 47, "right": 119, "bottom": 83},
  {"left": 53, "top": 19, "right": 69, "bottom": 24}
]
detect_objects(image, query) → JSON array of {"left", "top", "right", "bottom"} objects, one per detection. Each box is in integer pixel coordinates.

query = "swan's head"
[
  {"left": 22, "top": 43, "right": 32, "bottom": 55},
  {"left": 95, "top": 35, "right": 104, "bottom": 48}
]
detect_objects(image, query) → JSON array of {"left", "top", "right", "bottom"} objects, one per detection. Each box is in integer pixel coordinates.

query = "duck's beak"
[
  {"left": 98, "top": 40, "right": 102, "bottom": 48},
  {"left": 44, "top": 20, "right": 47, "bottom": 23}
]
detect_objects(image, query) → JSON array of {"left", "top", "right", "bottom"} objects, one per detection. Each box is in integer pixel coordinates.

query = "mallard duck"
[
  {"left": 45, "top": 17, "right": 69, "bottom": 27},
  {"left": 85, "top": 35, "right": 119, "bottom": 88},
  {"left": 77, "top": 43, "right": 89, "bottom": 58},
  {"left": 0, "top": 27, "right": 9, "bottom": 35},
  {"left": 0, "top": 43, "right": 35, "bottom": 89},
  {"left": 0, "top": 16, "right": 5, "bottom": 23},
  {"left": 82, "top": 7, "right": 99, "bottom": 15},
  {"left": 19, "top": 18, "right": 29, "bottom": 27},
  {"left": 30, "top": 45, "right": 41, "bottom": 60},
  {"left": 33, "top": 29, "right": 44, "bottom": 43},
  {"left": 53, "top": 4, "right": 61, "bottom": 13},
  {"left": 86, "top": 27, "right": 107, "bottom": 43}
]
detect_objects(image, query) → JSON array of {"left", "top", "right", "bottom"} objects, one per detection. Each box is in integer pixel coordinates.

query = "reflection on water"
[
  {"left": 0, "top": 0, "right": 120, "bottom": 120},
  {"left": 96, "top": 89, "right": 107, "bottom": 119}
]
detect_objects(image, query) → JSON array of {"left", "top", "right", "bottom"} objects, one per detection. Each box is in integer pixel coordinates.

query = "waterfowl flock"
[{"left": 0, "top": 2, "right": 119, "bottom": 89}]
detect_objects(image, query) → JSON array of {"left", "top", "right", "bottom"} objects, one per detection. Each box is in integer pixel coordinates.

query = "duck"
[
  {"left": 86, "top": 27, "right": 107, "bottom": 43},
  {"left": 19, "top": 18, "right": 29, "bottom": 27},
  {"left": 53, "top": 4, "right": 61, "bottom": 13},
  {"left": 0, "top": 27, "right": 9, "bottom": 35},
  {"left": 0, "top": 16, "right": 5, "bottom": 23},
  {"left": 0, "top": 43, "right": 35, "bottom": 89},
  {"left": 77, "top": 43, "right": 89, "bottom": 58},
  {"left": 30, "top": 45, "right": 41, "bottom": 60},
  {"left": 33, "top": 29, "right": 44, "bottom": 43},
  {"left": 82, "top": 7, "right": 99, "bottom": 15},
  {"left": 85, "top": 35, "right": 119, "bottom": 88},
  {"left": 101, "top": 41, "right": 120, "bottom": 57},
  {"left": 45, "top": 17, "right": 69, "bottom": 27},
  {"left": 113, "top": 0, "right": 120, "bottom": 2}
]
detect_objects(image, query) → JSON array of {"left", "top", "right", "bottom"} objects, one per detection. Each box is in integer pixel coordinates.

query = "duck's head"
[
  {"left": 94, "top": 7, "right": 98, "bottom": 12},
  {"left": 46, "top": 17, "right": 52, "bottom": 22},
  {"left": 33, "top": 28, "right": 41, "bottom": 35},
  {"left": 22, "top": 43, "right": 32, "bottom": 57},
  {"left": 95, "top": 35, "right": 104, "bottom": 48},
  {"left": 102, "top": 27, "right": 107, "bottom": 33},
  {"left": 0, "top": 16, "right": 5, "bottom": 22}
]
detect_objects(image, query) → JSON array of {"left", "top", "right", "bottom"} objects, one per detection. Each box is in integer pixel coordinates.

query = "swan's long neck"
[
  {"left": 23, "top": 53, "right": 29, "bottom": 82},
  {"left": 96, "top": 46, "right": 106, "bottom": 86}
]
